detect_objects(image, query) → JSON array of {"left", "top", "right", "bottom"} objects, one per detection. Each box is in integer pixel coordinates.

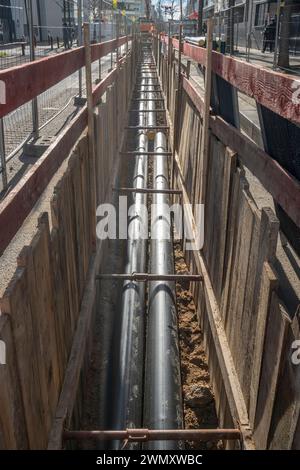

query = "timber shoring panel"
[{"left": 155, "top": 40, "right": 300, "bottom": 450}]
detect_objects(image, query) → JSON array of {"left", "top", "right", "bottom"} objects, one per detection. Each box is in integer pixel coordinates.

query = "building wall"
[
  {"left": 121, "top": 0, "right": 145, "bottom": 19},
  {"left": 2, "top": 1, "right": 75, "bottom": 43}
]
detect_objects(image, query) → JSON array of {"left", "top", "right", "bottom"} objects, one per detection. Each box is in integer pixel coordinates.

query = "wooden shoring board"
[
  {"left": 203, "top": 137, "right": 237, "bottom": 304},
  {"left": 197, "top": 18, "right": 213, "bottom": 207},
  {"left": 249, "top": 261, "right": 278, "bottom": 428},
  {"left": 0, "top": 257, "right": 49, "bottom": 448},
  {"left": 253, "top": 294, "right": 291, "bottom": 449},
  {"left": 26, "top": 213, "right": 61, "bottom": 413},
  {"left": 267, "top": 306, "right": 300, "bottom": 449},
  {"left": 47, "top": 251, "right": 98, "bottom": 450},
  {"left": 84, "top": 24, "right": 97, "bottom": 252},
  {"left": 0, "top": 314, "right": 28, "bottom": 449}
]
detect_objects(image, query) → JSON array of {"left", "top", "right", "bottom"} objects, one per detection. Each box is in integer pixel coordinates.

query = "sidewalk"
[{"left": 233, "top": 45, "right": 300, "bottom": 77}]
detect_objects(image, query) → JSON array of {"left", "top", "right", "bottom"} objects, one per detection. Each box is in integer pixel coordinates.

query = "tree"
[
  {"left": 226, "top": 0, "right": 235, "bottom": 54},
  {"left": 86, "top": 0, "right": 101, "bottom": 42},
  {"left": 197, "top": 0, "right": 203, "bottom": 35},
  {"left": 162, "top": 0, "right": 179, "bottom": 20},
  {"left": 87, "top": 0, "right": 100, "bottom": 22},
  {"left": 278, "top": 0, "right": 296, "bottom": 69}
]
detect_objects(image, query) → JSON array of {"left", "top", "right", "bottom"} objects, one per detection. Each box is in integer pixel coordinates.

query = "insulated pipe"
[
  {"left": 144, "top": 132, "right": 183, "bottom": 450},
  {"left": 108, "top": 72, "right": 149, "bottom": 449}
]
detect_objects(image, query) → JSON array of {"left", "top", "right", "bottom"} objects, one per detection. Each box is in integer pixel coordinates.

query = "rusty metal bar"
[
  {"left": 135, "top": 88, "right": 162, "bottom": 91},
  {"left": 113, "top": 187, "right": 181, "bottom": 195},
  {"left": 120, "top": 151, "right": 172, "bottom": 156},
  {"left": 134, "top": 89, "right": 162, "bottom": 93},
  {"left": 125, "top": 126, "right": 169, "bottom": 130},
  {"left": 132, "top": 98, "right": 164, "bottom": 102},
  {"left": 96, "top": 273, "right": 203, "bottom": 282},
  {"left": 130, "top": 109, "right": 166, "bottom": 113},
  {"left": 63, "top": 428, "right": 241, "bottom": 442}
]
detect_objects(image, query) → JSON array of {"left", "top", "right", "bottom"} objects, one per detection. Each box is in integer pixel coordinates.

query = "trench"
[{"left": 78, "top": 36, "right": 220, "bottom": 451}]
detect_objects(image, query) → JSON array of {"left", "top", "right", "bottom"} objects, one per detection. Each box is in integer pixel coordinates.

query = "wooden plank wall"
[
  {"left": 155, "top": 37, "right": 300, "bottom": 450},
  {"left": 0, "top": 47, "right": 135, "bottom": 449}
]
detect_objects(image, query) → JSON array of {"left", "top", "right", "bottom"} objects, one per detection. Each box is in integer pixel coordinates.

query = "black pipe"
[
  {"left": 108, "top": 72, "right": 149, "bottom": 450},
  {"left": 143, "top": 132, "right": 183, "bottom": 450}
]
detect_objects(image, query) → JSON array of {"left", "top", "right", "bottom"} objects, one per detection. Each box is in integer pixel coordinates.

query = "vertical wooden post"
[
  {"left": 78, "top": 0, "right": 83, "bottom": 97},
  {"left": 198, "top": 17, "right": 213, "bottom": 206},
  {"left": 171, "top": 24, "right": 182, "bottom": 191},
  {"left": 116, "top": 11, "right": 120, "bottom": 65},
  {"left": 167, "top": 22, "right": 172, "bottom": 110},
  {"left": 0, "top": 118, "right": 7, "bottom": 191},
  {"left": 158, "top": 33, "right": 162, "bottom": 76},
  {"left": 173, "top": 24, "right": 182, "bottom": 152},
  {"left": 186, "top": 60, "right": 191, "bottom": 79},
  {"left": 98, "top": 0, "right": 102, "bottom": 82},
  {"left": 84, "top": 22, "right": 97, "bottom": 251},
  {"left": 125, "top": 17, "right": 128, "bottom": 55},
  {"left": 177, "top": 24, "right": 182, "bottom": 93},
  {"left": 28, "top": 0, "right": 39, "bottom": 139},
  {"left": 116, "top": 12, "right": 120, "bottom": 153}
]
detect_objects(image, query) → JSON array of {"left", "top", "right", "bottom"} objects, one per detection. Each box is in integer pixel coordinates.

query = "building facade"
[
  {"left": 0, "top": 0, "right": 77, "bottom": 44},
  {"left": 117, "top": 0, "right": 145, "bottom": 19},
  {"left": 184, "top": 0, "right": 300, "bottom": 53}
]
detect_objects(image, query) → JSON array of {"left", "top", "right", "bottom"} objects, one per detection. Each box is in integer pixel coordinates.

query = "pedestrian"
[
  {"left": 262, "top": 18, "right": 276, "bottom": 53},
  {"left": 63, "top": 22, "right": 69, "bottom": 49}
]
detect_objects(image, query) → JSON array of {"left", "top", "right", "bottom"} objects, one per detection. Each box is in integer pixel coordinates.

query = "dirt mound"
[{"left": 175, "top": 243, "right": 222, "bottom": 450}]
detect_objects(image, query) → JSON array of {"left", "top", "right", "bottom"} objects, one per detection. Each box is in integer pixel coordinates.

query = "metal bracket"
[
  {"left": 63, "top": 428, "right": 241, "bottom": 442},
  {"left": 120, "top": 151, "right": 172, "bottom": 156},
  {"left": 96, "top": 273, "right": 203, "bottom": 282},
  {"left": 113, "top": 187, "right": 181, "bottom": 195},
  {"left": 125, "top": 126, "right": 169, "bottom": 130}
]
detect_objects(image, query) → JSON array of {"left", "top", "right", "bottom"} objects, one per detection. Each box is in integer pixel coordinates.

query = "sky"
[{"left": 153, "top": 0, "right": 189, "bottom": 20}]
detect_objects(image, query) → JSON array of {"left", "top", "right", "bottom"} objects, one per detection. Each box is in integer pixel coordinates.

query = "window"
[{"left": 254, "top": 3, "right": 268, "bottom": 27}]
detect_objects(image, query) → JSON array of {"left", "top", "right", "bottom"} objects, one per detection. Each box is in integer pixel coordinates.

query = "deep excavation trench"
[{"left": 79, "top": 39, "right": 220, "bottom": 451}]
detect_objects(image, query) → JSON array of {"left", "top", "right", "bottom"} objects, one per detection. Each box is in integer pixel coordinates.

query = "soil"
[{"left": 174, "top": 242, "right": 222, "bottom": 450}]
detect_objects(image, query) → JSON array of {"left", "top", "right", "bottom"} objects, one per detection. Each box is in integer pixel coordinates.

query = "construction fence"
[
  {"left": 218, "top": 1, "right": 300, "bottom": 73},
  {"left": 0, "top": 0, "right": 134, "bottom": 196}
]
